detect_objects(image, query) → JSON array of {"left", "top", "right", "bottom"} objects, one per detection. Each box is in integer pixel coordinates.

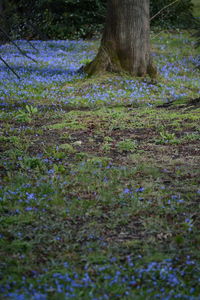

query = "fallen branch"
[
  {"left": 0, "top": 27, "right": 37, "bottom": 63},
  {"left": 0, "top": 55, "right": 20, "bottom": 79},
  {"left": 0, "top": 13, "right": 39, "bottom": 52},
  {"left": 25, "top": 39, "right": 39, "bottom": 52},
  {"left": 150, "top": 0, "right": 179, "bottom": 21}
]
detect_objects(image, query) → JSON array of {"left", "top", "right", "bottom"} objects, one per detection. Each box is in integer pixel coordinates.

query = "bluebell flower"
[
  {"left": 135, "top": 187, "right": 144, "bottom": 192},
  {"left": 123, "top": 188, "right": 131, "bottom": 194}
]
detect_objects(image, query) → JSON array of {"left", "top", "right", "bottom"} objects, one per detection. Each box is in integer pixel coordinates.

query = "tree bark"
[
  {"left": 84, "top": 0, "right": 156, "bottom": 78},
  {"left": 0, "top": 0, "right": 3, "bottom": 15}
]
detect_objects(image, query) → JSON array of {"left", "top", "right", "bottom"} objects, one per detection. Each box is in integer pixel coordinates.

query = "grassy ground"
[{"left": 0, "top": 32, "right": 200, "bottom": 299}]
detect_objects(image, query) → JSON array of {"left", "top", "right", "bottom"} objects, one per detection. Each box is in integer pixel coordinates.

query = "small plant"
[
  {"left": 181, "top": 133, "right": 200, "bottom": 142},
  {"left": 19, "top": 156, "right": 44, "bottom": 170},
  {"left": 53, "top": 163, "right": 66, "bottom": 174},
  {"left": 52, "top": 150, "right": 66, "bottom": 160},
  {"left": 24, "top": 105, "right": 38, "bottom": 115},
  {"left": 59, "top": 143, "right": 75, "bottom": 153},
  {"left": 104, "top": 136, "right": 113, "bottom": 142},
  {"left": 182, "top": 218, "right": 193, "bottom": 232},
  {"left": 116, "top": 139, "right": 137, "bottom": 153},
  {"left": 15, "top": 105, "right": 38, "bottom": 123},
  {"left": 80, "top": 58, "right": 92, "bottom": 65},
  {"left": 155, "top": 130, "right": 178, "bottom": 144},
  {"left": 15, "top": 110, "right": 32, "bottom": 123},
  {"left": 101, "top": 136, "right": 113, "bottom": 152},
  {"left": 101, "top": 142, "right": 112, "bottom": 152}
]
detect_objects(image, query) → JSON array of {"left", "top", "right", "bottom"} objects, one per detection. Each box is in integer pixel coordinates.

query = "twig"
[
  {"left": 0, "top": 55, "right": 20, "bottom": 79},
  {"left": 0, "top": 27, "right": 37, "bottom": 63},
  {"left": 0, "top": 13, "right": 38, "bottom": 52},
  {"left": 26, "top": 39, "right": 39, "bottom": 52},
  {"left": 150, "top": 0, "right": 180, "bottom": 21},
  {"left": 151, "top": 31, "right": 165, "bottom": 39}
]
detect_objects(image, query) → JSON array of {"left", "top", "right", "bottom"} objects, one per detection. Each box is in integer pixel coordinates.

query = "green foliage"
[
  {"left": 14, "top": 105, "right": 38, "bottom": 123},
  {"left": 59, "top": 143, "right": 76, "bottom": 153},
  {"left": 0, "top": 0, "right": 195, "bottom": 40},
  {"left": 0, "top": 0, "right": 106, "bottom": 39},
  {"left": 20, "top": 156, "right": 45, "bottom": 170},
  {"left": 150, "top": 0, "right": 194, "bottom": 28},
  {"left": 116, "top": 139, "right": 138, "bottom": 153}
]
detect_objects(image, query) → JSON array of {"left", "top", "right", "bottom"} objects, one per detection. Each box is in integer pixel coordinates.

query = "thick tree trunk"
[
  {"left": 0, "top": 0, "right": 3, "bottom": 14},
  {"left": 0, "top": 0, "right": 5, "bottom": 43},
  {"left": 84, "top": 0, "right": 156, "bottom": 78}
]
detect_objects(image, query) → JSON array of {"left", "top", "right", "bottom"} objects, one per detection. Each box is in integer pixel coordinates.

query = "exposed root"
[{"left": 83, "top": 46, "right": 157, "bottom": 79}]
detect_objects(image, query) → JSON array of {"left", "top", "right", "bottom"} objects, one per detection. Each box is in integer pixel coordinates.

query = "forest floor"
[{"left": 0, "top": 31, "right": 200, "bottom": 299}]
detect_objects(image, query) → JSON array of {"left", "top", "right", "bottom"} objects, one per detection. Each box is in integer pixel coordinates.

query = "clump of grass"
[{"left": 116, "top": 139, "right": 138, "bottom": 152}]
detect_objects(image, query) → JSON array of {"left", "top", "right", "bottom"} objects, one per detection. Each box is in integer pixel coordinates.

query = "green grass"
[
  {"left": 0, "top": 31, "right": 200, "bottom": 299},
  {"left": 1, "top": 104, "right": 200, "bottom": 298}
]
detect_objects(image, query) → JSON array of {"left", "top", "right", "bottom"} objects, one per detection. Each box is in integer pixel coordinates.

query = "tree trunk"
[
  {"left": 84, "top": 0, "right": 156, "bottom": 78},
  {"left": 0, "top": 0, "right": 3, "bottom": 15},
  {"left": 0, "top": 0, "right": 5, "bottom": 43}
]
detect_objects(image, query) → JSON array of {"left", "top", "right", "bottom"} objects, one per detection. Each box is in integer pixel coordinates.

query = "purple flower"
[
  {"left": 123, "top": 188, "right": 131, "bottom": 194},
  {"left": 25, "top": 207, "right": 32, "bottom": 211},
  {"left": 135, "top": 187, "right": 144, "bottom": 192}
]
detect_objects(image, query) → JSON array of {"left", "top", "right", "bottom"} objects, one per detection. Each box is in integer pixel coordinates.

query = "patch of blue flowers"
[
  {"left": 1, "top": 257, "right": 199, "bottom": 299},
  {"left": 0, "top": 180, "right": 56, "bottom": 213},
  {"left": 0, "top": 40, "right": 92, "bottom": 105},
  {"left": 0, "top": 34, "right": 199, "bottom": 109}
]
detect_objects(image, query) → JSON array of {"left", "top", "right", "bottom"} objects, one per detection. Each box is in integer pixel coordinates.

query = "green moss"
[{"left": 59, "top": 143, "right": 76, "bottom": 153}]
